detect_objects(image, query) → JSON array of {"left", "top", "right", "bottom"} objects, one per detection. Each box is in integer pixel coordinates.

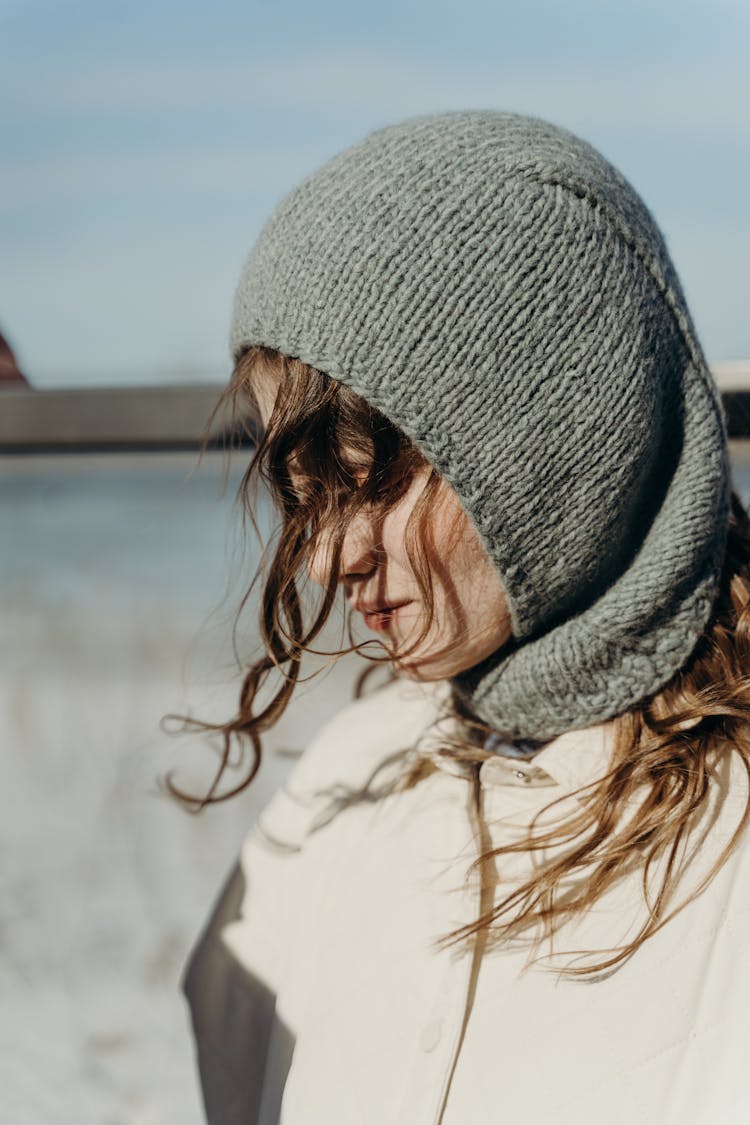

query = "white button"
[
  {"left": 419, "top": 1019, "right": 443, "bottom": 1053},
  {"left": 479, "top": 757, "right": 556, "bottom": 788}
]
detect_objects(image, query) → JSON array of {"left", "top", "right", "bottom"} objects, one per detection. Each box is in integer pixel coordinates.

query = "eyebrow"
[
  {"left": 245, "top": 385, "right": 262, "bottom": 421},
  {"left": 243, "top": 387, "right": 266, "bottom": 443}
]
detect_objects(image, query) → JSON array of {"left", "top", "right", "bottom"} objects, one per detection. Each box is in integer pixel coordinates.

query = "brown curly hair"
[{"left": 170, "top": 344, "right": 750, "bottom": 976}]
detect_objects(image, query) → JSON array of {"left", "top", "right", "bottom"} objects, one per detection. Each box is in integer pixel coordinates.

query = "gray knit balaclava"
[{"left": 230, "top": 110, "right": 731, "bottom": 741}]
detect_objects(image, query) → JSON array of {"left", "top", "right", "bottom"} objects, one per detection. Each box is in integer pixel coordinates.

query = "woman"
[{"left": 182, "top": 111, "right": 750, "bottom": 1124}]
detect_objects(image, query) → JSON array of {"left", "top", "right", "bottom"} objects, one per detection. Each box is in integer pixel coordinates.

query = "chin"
[
  {"left": 390, "top": 623, "right": 473, "bottom": 681},
  {"left": 392, "top": 653, "right": 452, "bottom": 682}
]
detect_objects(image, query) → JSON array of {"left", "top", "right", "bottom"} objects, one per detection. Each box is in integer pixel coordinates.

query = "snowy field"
[
  {"left": 3, "top": 445, "right": 750, "bottom": 1124},
  {"left": 1, "top": 452, "right": 365, "bottom": 1125}
]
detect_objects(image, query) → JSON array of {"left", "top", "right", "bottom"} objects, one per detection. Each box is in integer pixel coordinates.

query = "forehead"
[{"left": 249, "top": 363, "right": 282, "bottom": 428}]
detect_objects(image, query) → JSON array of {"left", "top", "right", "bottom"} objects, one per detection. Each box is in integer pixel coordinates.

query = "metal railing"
[
  {"left": 1, "top": 362, "right": 749, "bottom": 453},
  {"left": 0, "top": 384, "right": 227, "bottom": 453}
]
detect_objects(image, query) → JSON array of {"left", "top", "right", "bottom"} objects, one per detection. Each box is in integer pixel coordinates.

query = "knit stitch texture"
[{"left": 231, "top": 110, "right": 731, "bottom": 739}]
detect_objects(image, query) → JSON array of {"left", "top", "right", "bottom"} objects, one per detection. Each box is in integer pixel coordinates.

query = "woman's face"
[{"left": 253, "top": 369, "right": 512, "bottom": 680}]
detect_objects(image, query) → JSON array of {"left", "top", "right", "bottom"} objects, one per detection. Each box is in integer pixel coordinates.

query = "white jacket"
[{"left": 184, "top": 675, "right": 750, "bottom": 1124}]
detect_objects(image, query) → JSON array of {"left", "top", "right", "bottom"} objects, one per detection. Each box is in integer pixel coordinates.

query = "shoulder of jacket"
[
  {"left": 252, "top": 676, "right": 450, "bottom": 852},
  {"left": 289, "top": 674, "right": 451, "bottom": 792}
]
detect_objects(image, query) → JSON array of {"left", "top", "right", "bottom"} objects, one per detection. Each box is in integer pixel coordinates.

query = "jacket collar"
[
  {"left": 530, "top": 720, "right": 617, "bottom": 795},
  {"left": 417, "top": 678, "right": 617, "bottom": 799}
]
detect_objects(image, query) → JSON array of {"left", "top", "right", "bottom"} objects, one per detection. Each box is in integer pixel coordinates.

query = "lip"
[
  {"left": 353, "top": 599, "right": 412, "bottom": 615},
  {"left": 353, "top": 600, "right": 412, "bottom": 633}
]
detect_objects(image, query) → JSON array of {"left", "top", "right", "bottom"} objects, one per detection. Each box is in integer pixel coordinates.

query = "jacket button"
[{"left": 419, "top": 1019, "right": 443, "bottom": 1053}]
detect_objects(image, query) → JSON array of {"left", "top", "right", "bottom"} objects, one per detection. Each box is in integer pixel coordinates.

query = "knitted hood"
[{"left": 230, "top": 110, "right": 731, "bottom": 740}]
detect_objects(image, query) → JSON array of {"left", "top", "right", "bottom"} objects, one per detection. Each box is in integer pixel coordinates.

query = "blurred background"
[
  {"left": 1, "top": 0, "right": 749, "bottom": 1121},
  {"left": 2, "top": 0, "right": 750, "bottom": 385}
]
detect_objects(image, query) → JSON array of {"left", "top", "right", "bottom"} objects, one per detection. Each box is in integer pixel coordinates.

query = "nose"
[{"left": 306, "top": 511, "right": 376, "bottom": 588}]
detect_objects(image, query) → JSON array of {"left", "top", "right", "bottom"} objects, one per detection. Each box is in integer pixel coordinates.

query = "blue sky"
[{"left": 1, "top": 0, "right": 748, "bottom": 387}]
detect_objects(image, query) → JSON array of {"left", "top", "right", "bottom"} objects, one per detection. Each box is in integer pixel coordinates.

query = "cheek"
[
  {"left": 380, "top": 472, "right": 433, "bottom": 562},
  {"left": 434, "top": 502, "right": 507, "bottom": 606},
  {"left": 430, "top": 493, "right": 474, "bottom": 559},
  {"left": 379, "top": 476, "right": 506, "bottom": 607},
  {"left": 460, "top": 524, "right": 506, "bottom": 596}
]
